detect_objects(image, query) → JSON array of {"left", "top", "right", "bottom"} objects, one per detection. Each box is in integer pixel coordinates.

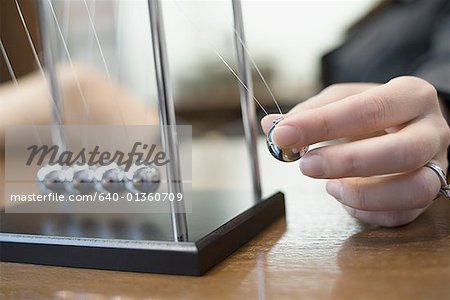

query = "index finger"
[
  {"left": 288, "top": 82, "right": 378, "bottom": 114},
  {"left": 271, "top": 77, "right": 436, "bottom": 149},
  {"left": 260, "top": 83, "right": 376, "bottom": 135}
]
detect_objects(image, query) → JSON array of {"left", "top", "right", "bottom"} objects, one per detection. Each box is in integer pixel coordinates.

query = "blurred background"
[{"left": 1, "top": 0, "right": 377, "bottom": 134}]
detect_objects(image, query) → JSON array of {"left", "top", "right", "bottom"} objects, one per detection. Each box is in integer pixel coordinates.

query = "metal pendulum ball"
[
  {"left": 125, "top": 164, "right": 161, "bottom": 193},
  {"left": 37, "top": 164, "right": 70, "bottom": 194},
  {"left": 266, "top": 116, "right": 308, "bottom": 162},
  {"left": 65, "top": 164, "right": 97, "bottom": 194},
  {"left": 94, "top": 163, "right": 126, "bottom": 193}
]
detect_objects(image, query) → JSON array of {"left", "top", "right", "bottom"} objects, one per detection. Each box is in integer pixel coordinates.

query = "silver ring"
[{"left": 425, "top": 162, "right": 450, "bottom": 198}]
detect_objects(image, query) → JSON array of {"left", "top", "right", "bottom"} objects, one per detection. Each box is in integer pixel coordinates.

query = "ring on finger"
[{"left": 425, "top": 161, "right": 450, "bottom": 198}]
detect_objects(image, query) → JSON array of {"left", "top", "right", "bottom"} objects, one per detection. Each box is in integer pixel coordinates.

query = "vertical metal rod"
[
  {"left": 148, "top": 0, "right": 188, "bottom": 242},
  {"left": 37, "top": 0, "right": 66, "bottom": 152},
  {"left": 232, "top": 0, "right": 262, "bottom": 200}
]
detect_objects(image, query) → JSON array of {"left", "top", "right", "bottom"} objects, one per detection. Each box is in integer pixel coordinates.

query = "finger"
[
  {"left": 262, "top": 84, "right": 377, "bottom": 135},
  {"left": 326, "top": 167, "right": 442, "bottom": 212},
  {"left": 342, "top": 204, "right": 426, "bottom": 227},
  {"left": 272, "top": 77, "right": 436, "bottom": 149},
  {"left": 300, "top": 118, "right": 441, "bottom": 178},
  {"left": 288, "top": 83, "right": 378, "bottom": 114}
]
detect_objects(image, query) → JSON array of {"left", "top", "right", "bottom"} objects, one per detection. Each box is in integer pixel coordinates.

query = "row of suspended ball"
[{"left": 37, "top": 163, "right": 161, "bottom": 195}]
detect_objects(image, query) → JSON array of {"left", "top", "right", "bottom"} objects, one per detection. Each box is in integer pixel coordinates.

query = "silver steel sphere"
[
  {"left": 266, "top": 117, "right": 308, "bottom": 162},
  {"left": 37, "top": 164, "right": 70, "bottom": 194},
  {"left": 94, "top": 163, "right": 126, "bottom": 193},
  {"left": 65, "top": 164, "right": 97, "bottom": 194},
  {"left": 125, "top": 164, "right": 160, "bottom": 193}
]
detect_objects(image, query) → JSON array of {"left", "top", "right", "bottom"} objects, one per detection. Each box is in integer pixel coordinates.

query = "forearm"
[
  {"left": 0, "top": 73, "right": 52, "bottom": 148},
  {"left": 0, "top": 64, "right": 158, "bottom": 150}
]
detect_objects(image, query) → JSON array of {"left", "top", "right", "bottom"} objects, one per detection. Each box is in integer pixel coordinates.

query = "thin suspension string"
[
  {"left": 15, "top": 0, "right": 69, "bottom": 152},
  {"left": 114, "top": 1, "right": 151, "bottom": 125},
  {"left": 171, "top": 2, "right": 269, "bottom": 116},
  {"left": 113, "top": 1, "right": 153, "bottom": 126},
  {"left": 113, "top": 0, "right": 122, "bottom": 82},
  {"left": 14, "top": 0, "right": 45, "bottom": 80},
  {"left": 82, "top": 0, "right": 129, "bottom": 129},
  {"left": 45, "top": 0, "right": 91, "bottom": 122},
  {"left": 213, "top": 50, "right": 268, "bottom": 115},
  {"left": 81, "top": 0, "right": 132, "bottom": 155},
  {"left": 62, "top": 0, "right": 71, "bottom": 41},
  {"left": 13, "top": 0, "right": 64, "bottom": 124},
  {"left": 233, "top": 30, "right": 283, "bottom": 115},
  {"left": 112, "top": 0, "right": 138, "bottom": 126},
  {"left": 0, "top": 40, "right": 20, "bottom": 90},
  {"left": 0, "top": 39, "right": 43, "bottom": 145},
  {"left": 58, "top": 0, "right": 91, "bottom": 151},
  {"left": 86, "top": 0, "right": 96, "bottom": 63},
  {"left": 83, "top": 0, "right": 96, "bottom": 101}
]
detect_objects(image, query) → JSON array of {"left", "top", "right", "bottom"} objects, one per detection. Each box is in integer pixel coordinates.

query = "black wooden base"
[{"left": 0, "top": 191, "right": 285, "bottom": 276}]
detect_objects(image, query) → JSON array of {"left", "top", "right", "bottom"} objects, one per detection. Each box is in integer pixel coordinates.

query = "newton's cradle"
[{"left": 0, "top": 0, "right": 300, "bottom": 275}]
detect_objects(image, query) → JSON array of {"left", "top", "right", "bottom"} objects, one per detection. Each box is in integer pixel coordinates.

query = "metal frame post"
[
  {"left": 232, "top": 0, "right": 262, "bottom": 200},
  {"left": 148, "top": 0, "right": 188, "bottom": 242}
]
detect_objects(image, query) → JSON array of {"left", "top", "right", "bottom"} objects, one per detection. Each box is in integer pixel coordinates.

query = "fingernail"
[
  {"left": 326, "top": 180, "right": 343, "bottom": 199},
  {"left": 300, "top": 155, "right": 325, "bottom": 177},
  {"left": 272, "top": 125, "right": 301, "bottom": 147},
  {"left": 261, "top": 114, "right": 281, "bottom": 123},
  {"left": 261, "top": 114, "right": 282, "bottom": 134}
]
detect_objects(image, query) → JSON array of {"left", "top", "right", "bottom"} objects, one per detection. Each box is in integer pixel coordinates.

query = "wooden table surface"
[{"left": 1, "top": 138, "right": 449, "bottom": 299}]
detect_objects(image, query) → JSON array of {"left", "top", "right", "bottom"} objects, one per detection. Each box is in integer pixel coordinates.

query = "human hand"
[{"left": 262, "top": 77, "right": 450, "bottom": 227}]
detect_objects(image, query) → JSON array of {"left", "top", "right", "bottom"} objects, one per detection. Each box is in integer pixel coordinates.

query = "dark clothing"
[
  {"left": 322, "top": 0, "right": 450, "bottom": 170},
  {"left": 322, "top": 0, "right": 450, "bottom": 101}
]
